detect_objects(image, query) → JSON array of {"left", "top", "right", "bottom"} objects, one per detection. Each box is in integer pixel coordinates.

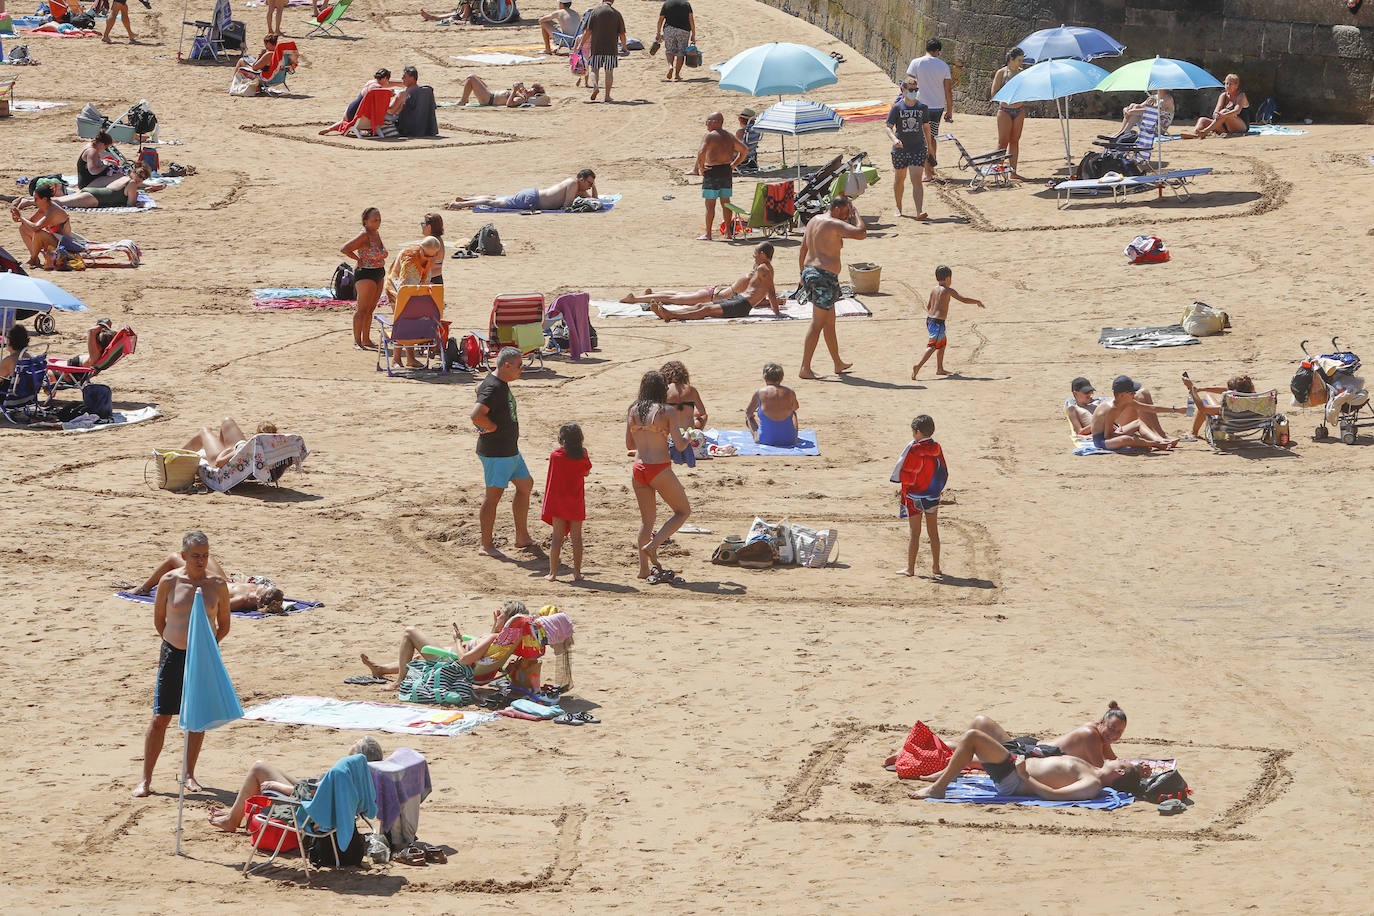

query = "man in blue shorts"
[
  {"left": 691, "top": 111, "right": 750, "bottom": 240},
  {"left": 471, "top": 347, "right": 535, "bottom": 558}
]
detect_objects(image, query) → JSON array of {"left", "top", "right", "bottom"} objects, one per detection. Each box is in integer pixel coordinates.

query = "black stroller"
[{"left": 1291, "top": 337, "right": 1374, "bottom": 444}]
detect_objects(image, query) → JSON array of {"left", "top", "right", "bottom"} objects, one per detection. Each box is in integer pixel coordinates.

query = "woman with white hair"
[{"left": 208, "top": 736, "right": 384, "bottom": 832}]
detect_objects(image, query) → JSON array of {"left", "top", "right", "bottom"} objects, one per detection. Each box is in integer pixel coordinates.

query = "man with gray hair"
[
  {"left": 470, "top": 348, "right": 534, "bottom": 558},
  {"left": 209, "top": 736, "right": 384, "bottom": 833},
  {"left": 133, "top": 530, "right": 231, "bottom": 798}
]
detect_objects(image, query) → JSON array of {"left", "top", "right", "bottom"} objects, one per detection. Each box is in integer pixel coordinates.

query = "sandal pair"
[
  {"left": 554, "top": 711, "right": 601, "bottom": 726},
  {"left": 645, "top": 566, "right": 676, "bottom": 585},
  {"left": 396, "top": 842, "right": 447, "bottom": 865}
]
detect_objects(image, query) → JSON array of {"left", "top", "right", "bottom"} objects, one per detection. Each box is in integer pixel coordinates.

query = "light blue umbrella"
[
  {"left": 1095, "top": 56, "right": 1223, "bottom": 92},
  {"left": 1018, "top": 25, "right": 1124, "bottom": 64},
  {"left": 992, "top": 59, "right": 1110, "bottom": 165},
  {"left": 753, "top": 99, "right": 844, "bottom": 173},
  {"left": 712, "top": 42, "right": 838, "bottom": 97},
  {"left": 174, "top": 589, "right": 243, "bottom": 854},
  {"left": 0, "top": 272, "right": 90, "bottom": 312}
]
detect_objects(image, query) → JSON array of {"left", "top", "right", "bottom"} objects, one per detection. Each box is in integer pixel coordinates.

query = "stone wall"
[{"left": 758, "top": 0, "right": 1374, "bottom": 122}]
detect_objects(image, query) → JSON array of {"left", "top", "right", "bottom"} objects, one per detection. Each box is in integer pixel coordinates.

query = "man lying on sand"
[
  {"left": 209, "top": 735, "right": 383, "bottom": 832},
  {"left": 911, "top": 727, "right": 1142, "bottom": 801},
  {"left": 445, "top": 168, "right": 597, "bottom": 211},
  {"left": 623, "top": 243, "right": 785, "bottom": 321},
  {"left": 358, "top": 601, "right": 542, "bottom": 691}
]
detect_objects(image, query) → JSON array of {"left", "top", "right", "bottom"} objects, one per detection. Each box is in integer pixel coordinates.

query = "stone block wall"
[{"left": 759, "top": 0, "right": 1374, "bottom": 122}]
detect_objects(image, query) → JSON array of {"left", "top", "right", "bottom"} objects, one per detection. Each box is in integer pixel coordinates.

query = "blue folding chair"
[
  {"left": 186, "top": 0, "right": 232, "bottom": 62},
  {"left": 243, "top": 753, "right": 378, "bottom": 881},
  {"left": 1, "top": 348, "right": 52, "bottom": 424}
]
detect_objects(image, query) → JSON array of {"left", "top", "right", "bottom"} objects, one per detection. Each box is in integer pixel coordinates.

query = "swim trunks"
[
  {"left": 899, "top": 491, "right": 940, "bottom": 517},
  {"left": 926, "top": 316, "right": 947, "bottom": 349},
  {"left": 1091, "top": 432, "right": 1120, "bottom": 451},
  {"left": 890, "top": 142, "right": 926, "bottom": 171},
  {"left": 502, "top": 187, "right": 541, "bottom": 211},
  {"left": 154, "top": 639, "right": 187, "bottom": 716},
  {"left": 669, "top": 443, "right": 696, "bottom": 467},
  {"left": 981, "top": 753, "right": 1028, "bottom": 796},
  {"left": 799, "top": 265, "right": 841, "bottom": 312},
  {"left": 715, "top": 293, "right": 752, "bottom": 319},
  {"left": 588, "top": 53, "right": 619, "bottom": 71},
  {"left": 701, "top": 163, "right": 733, "bottom": 200},
  {"left": 632, "top": 460, "right": 670, "bottom": 486},
  {"left": 479, "top": 452, "right": 531, "bottom": 488}
]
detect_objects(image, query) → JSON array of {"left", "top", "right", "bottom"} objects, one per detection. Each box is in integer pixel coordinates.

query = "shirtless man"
[
  {"left": 132, "top": 530, "right": 231, "bottom": 798},
  {"left": 8, "top": 184, "right": 75, "bottom": 267},
  {"left": 538, "top": 0, "right": 578, "bottom": 54},
  {"left": 446, "top": 168, "right": 598, "bottom": 212},
  {"left": 798, "top": 194, "right": 866, "bottom": 379},
  {"left": 689, "top": 111, "right": 750, "bottom": 241},
  {"left": 1066, "top": 376, "right": 1098, "bottom": 435},
  {"left": 960, "top": 701, "right": 1129, "bottom": 768},
  {"left": 642, "top": 243, "right": 784, "bottom": 321},
  {"left": 912, "top": 727, "right": 1141, "bottom": 801},
  {"left": 1089, "top": 375, "right": 1184, "bottom": 451}
]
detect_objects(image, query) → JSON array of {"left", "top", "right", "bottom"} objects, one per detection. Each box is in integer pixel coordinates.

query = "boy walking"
[
  {"left": 892, "top": 415, "right": 947, "bottom": 578},
  {"left": 912, "top": 265, "right": 985, "bottom": 378}
]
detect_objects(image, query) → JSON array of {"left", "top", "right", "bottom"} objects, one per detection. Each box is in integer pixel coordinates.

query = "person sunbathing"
[
  {"left": 950, "top": 701, "right": 1128, "bottom": 769},
  {"left": 445, "top": 168, "right": 597, "bottom": 212},
  {"left": 1182, "top": 371, "right": 1256, "bottom": 438},
  {"left": 419, "top": 0, "right": 474, "bottom": 21},
  {"left": 1181, "top": 73, "right": 1249, "bottom": 139},
  {"left": 458, "top": 75, "right": 548, "bottom": 108},
  {"left": 911, "top": 727, "right": 1141, "bottom": 801},
  {"left": 61, "top": 319, "right": 115, "bottom": 370},
  {"left": 31, "top": 164, "right": 151, "bottom": 212},
  {"left": 132, "top": 551, "right": 284, "bottom": 613},
  {"left": 182, "top": 417, "right": 278, "bottom": 469},
  {"left": 625, "top": 242, "right": 785, "bottom": 321},
  {"left": 209, "top": 736, "right": 384, "bottom": 832},
  {"left": 359, "top": 601, "right": 543, "bottom": 691},
  {"left": 746, "top": 362, "right": 800, "bottom": 447}
]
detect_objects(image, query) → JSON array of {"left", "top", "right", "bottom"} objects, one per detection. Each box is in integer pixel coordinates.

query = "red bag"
[
  {"left": 1124, "top": 234, "right": 1170, "bottom": 264},
  {"left": 892, "top": 720, "right": 953, "bottom": 779}
]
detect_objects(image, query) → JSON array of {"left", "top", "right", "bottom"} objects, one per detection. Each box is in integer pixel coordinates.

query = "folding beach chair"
[
  {"left": 476, "top": 293, "right": 546, "bottom": 370},
  {"left": 342, "top": 86, "right": 393, "bottom": 138},
  {"left": 1094, "top": 105, "right": 1164, "bottom": 173},
  {"left": 375, "top": 284, "right": 446, "bottom": 377},
  {"left": 722, "top": 180, "right": 796, "bottom": 238},
  {"left": 550, "top": 16, "right": 582, "bottom": 53},
  {"left": 243, "top": 753, "right": 377, "bottom": 882},
  {"left": 1055, "top": 168, "right": 1212, "bottom": 209},
  {"left": 1, "top": 348, "right": 52, "bottom": 423},
  {"left": 47, "top": 325, "right": 136, "bottom": 392},
  {"left": 186, "top": 0, "right": 233, "bottom": 62},
  {"left": 305, "top": 0, "right": 354, "bottom": 38},
  {"left": 939, "top": 133, "right": 1012, "bottom": 191},
  {"left": 1206, "top": 388, "right": 1281, "bottom": 450},
  {"left": 239, "top": 40, "right": 300, "bottom": 93},
  {"left": 199, "top": 433, "right": 308, "bottom": 492}
]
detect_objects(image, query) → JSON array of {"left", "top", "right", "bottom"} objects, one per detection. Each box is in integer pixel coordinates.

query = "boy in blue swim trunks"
[
  {"left": 1089, "top": 376, "right": 1184, "bottom": 451},
  {"left": 912, "top": 264, "right": 985, "bottom": 379},
  {"left": 471, "top": 347, "right": 535, "bottom": 558}
]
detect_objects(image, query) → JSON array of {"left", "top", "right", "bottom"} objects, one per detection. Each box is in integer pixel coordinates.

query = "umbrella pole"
[
  {"left": 173, "top": 730, "right": 189, "bottom": 855},
  {"left": 1059, "top": 97, "right": 1072, "bottom": 166},
  {"left": 178, "top": 0, "right": 189, "bottom": 60}
]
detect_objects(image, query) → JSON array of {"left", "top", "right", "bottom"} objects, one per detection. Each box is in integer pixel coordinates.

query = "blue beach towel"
[
  {"left": 922, "top": 773, "right": 1135, "bottom": 810},
  {"left": 254, "top": 287, "right": 334, "bottom": 300},
  {"left": 115, "top": 588, "right": 323, "bottom": 619},
  {"left": 705, "top": 427, "right": 820, "bottom": 457},
  {"left": 471, "top": 193, "right": 621, "bottom": 213}
]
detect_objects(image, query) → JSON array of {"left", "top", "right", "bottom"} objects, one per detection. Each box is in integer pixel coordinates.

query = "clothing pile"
[{"left": 711, "top": 517, "right": 838, "bottom": 569}]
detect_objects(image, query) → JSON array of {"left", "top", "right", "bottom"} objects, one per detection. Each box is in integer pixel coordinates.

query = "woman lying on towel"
[
  {"left": 359, "top": 600, "right": 544, "bottom": 691},
  {"left": 182, "top": 416, "right": 278, "bottom": 469},
  {"left": 1182, "top": 371, "right": 1255, "bottom": 438},
  {"left": 458, "top": 75, "right": 548, "bottom": 108},
  {"left": 208, "top": 735, "right": 384, "bottom": 832},
  {"left": 43, "top": 164, "right": 151, "bottom": 210}
]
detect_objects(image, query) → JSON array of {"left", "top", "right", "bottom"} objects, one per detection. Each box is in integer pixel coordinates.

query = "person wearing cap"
[
  {"left": 736, "top": 108, "right": 761, "bottom": 170},
  {"left": 1088, "top": 376, "right": 1186, "bottom": 451},
  {"left": 538, "top": 0, "right": 579, "bottom": 55},
  {"left": 1066, "top": 376, "right": 1098, "bottom": 436},
  {"left": 905, "top": 38, "right": 954, "bottom": 182}
]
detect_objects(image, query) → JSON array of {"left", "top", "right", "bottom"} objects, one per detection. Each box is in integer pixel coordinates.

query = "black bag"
[
  {"left": 331, "top": 262, "right": 357, "bottom": 300},
  {"left": 82, "top": 384, "right": 113, "bottom": 420},
  {"left": 68, "top": 11, "right": 97, "bottom": 28},
  {"left": 307, "top": 829, "right": 367, "bottom": 867},
  {"left": 547, "top": 319, "right": 597, "bottom": 352},
  {"left": 467, "top": 223, "right": 503, "bottom": 256},
  {"left": 123, "top": 103, "right": 157, "bottom": 136},
  {"left": 1075, "top": 151, "right": 1143, "bottom": 181},
  {"left": 1137, "top": 768, "right": 1188, "bottom": 803},
  {"left": 221, "top": 19, "right": 246, "bottom": 51},
  {"left": 1290, "top": 365, "right": 1314, "bottom": 405}
]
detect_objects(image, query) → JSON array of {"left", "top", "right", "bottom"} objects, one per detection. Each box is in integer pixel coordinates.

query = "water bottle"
[{"left": 366, "top": 832, "right": 390, "bottom": 865}]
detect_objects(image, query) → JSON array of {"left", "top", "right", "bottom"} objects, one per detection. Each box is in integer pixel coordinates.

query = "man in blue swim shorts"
[
  {"left": 797, "top": 194, "right": 867, "bottom": 378},
  {"left": 693, "top": 111, "right": 751, "bottom": 241},
  {"left": 471, "top": 347, "right": 535, "bottom": 557},
  {"left": 446, "top": 169, "right": 599, "bottom": 212},
  {"left": 1087, "top": 375, "right": 1185, "bottom": 452}
]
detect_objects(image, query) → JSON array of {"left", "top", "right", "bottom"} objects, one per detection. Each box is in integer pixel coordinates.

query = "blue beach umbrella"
[
  {"left": 753, "top": 99, "right": 845, "bottom": 173},
  {"left": 0, "top": 271, "right": 88, "bottom": 335},
  {"left": 992, "top": 59, "right": 1110, "bottom": 165},
  {"left": 712, "top": 42, "right": 839, "bottom": 97},
  {"left": 1095, "top": 56, "right": 1223, "bottom": 92},
  {"left": 1018, "top": 25, "right": 1125, "bottom": 64},
  {"left": 173, "top": 589, "right": 243, "bottom": 855}
]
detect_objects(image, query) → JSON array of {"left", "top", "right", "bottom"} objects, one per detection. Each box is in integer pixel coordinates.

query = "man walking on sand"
[
  {"left": 798, "top": 194, "right": 866, "bottom": 379},
  {"left": 583, "top": 0, "right": 626, "bottom": 102},
  {"left": 690, "top": 111, "right": 750, "bottom": 240},
  {"left": 906, "top": 38, "right": 954, "bottom": 182},
  {"left": 133, "top": 530, "right": 231, "bottom": 798},
  {"left": 471, "top": 347, "right": 535, "bottom": 558}
]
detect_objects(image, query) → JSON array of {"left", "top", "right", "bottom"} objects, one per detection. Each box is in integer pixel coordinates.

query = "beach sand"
[{"left": 1, "top": 0, "right": 1372, "bottom": 910}]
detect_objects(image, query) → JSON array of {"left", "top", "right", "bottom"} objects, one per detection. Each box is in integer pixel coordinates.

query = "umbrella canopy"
[
  {"left": 0, "top": 272, "right": 89, "bottom": 312},
  {"left": 1018, "top": 25, "right": 1124, "bottom": 64},
  {"left": 992, "top": 59, "right": 1110, "bottom": 104},
  {"left": 712, "top": 42, "right": 838, "bottom": 97},
  {"left": 752, "top": 99, "right": 844, "bottom": 136},
  {"left": 1095, "top": 56, "right": 1223, "bottom": 92}
]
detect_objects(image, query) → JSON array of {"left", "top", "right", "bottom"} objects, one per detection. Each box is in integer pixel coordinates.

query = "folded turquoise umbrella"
[
  {"left": 712, "top": 42, "right": 838, "bottom": 97},
  {"left": 1095, "top": 56, "right": 1223, "bottom": 92},
  {"left": 992, "top": 59, "right": 1110, "bottom": 165}
]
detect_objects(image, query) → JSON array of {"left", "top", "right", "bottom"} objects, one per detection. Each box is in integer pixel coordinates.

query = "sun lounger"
[
  {"left": 1055, "top": 168, "right": 1212, "bottom": 209},
  {"left": 198, "top": 433, "right": 307, "bottom": 492}
]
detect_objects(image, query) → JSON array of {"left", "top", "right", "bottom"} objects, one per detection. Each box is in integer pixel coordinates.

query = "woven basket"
[{"left": 151, "top": 448, "right": 201, "bottom": 492}]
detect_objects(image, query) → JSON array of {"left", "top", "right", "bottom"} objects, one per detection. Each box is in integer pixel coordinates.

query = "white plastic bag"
[{"left": 1181, "top": 301, "right": 1227, "bottom": 337}]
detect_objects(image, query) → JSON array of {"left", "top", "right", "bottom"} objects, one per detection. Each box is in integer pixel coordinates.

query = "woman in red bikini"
[{"left": 626, "top": 370, "right": 691, "bottom": 584}]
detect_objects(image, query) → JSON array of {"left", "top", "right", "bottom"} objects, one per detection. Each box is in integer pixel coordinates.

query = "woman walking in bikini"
[
  {"left": 626, "top": 370, "right": 691, "bottom": 584},
  {"left": 989, "top": 47, "right": 1027, "bottom": 178}
]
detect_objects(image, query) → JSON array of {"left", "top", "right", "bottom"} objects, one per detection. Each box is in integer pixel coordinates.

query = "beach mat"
[
  {"left": 4, "top": 405, "right": 161, "bottom": 431},
  {"left": 470, "top": 193, "right": 620, "bottom": 214},
  {"left": 10, "top": 100, "right": 68, "bottom": 111},
  {"left": 705, "top": 427, "right": 819, "bottom": 457},
  {"left": 115, "top": 587, "right": 322, "bottom": 620},
  {"left": 469, "top": 43, "right": 548, "bottom": 53},
  {"left": 1099, "top": 325, "right": 1199, "bottom": 349},
  {"left": 831, "top": 99, "right": 891, "bottom": 123},
  {"left": 1248, "top": 124, "right": 1307, "bottom": 136},
  {"left": 243, "top": 695, "right": 500, "bottom": 736},
  {"left": 252, "top": 286, "right": 354, "bottom": 310},
  {"left": 594, "top": 295, "right": 870, "bottom": 323},
  {"left": 63, "top": 192, "right": 158, "bottom": 213},
  {"left": 920, "top": 773, "right": 1135, "bottom": 809},
  {"left": 451, "top": 52, "right": 552, "bottom": 65}
]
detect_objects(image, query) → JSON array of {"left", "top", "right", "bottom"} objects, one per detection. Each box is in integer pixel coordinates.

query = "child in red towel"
[
  {"left": 891, "top": 414, "right": 948, "bottom": 578},
  {"left": 542, "top": 422, "right": 591, "bottom": 581}
]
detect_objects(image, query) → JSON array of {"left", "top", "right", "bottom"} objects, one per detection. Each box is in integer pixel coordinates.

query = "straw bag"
[{"left": 150, "top": 448, "right": 201, "bottom": 492}]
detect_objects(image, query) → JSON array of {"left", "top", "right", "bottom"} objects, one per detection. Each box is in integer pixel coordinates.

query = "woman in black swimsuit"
[
  {"left": 1182, "top": 73, "right": 1249, "bottom": 139},
  {"left": 76, "top": 131, "right": 117, "bottom": 189},
  {"left": 660, "top": 360, "right": 707, "bottom": 466}
]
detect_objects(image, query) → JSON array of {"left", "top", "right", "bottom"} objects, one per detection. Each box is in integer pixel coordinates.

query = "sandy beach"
[{"left": 2, "top": 0, "right": 1373, "bottom": 910}]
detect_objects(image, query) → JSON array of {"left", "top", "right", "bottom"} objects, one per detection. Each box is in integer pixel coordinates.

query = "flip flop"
[
  {"left": 344, "top": 675, "right": 389, "bottom": 685},
  {"left": 420, "top": 842, "right": 448, "bottom": 864},
  {"left": 570, "top": 711, "right": 601, "bottom": 724},
  {"left": 553, "top": 712, "right": 585, "bottom": 726}
]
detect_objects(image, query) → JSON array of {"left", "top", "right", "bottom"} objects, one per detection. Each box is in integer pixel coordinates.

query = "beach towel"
[
  {"left": 63, "top": 191, "right": 158, "bottom": 213},
  {"left": 1098, "top": 325, "right": 1200, "bottom": 349},
  {"left": 470, "top": 193, "right": 621, "bottom": 214},
  {"left": 114, "top": 587, "right": 323, "bottom": 619},
  {"left": 450, "top": 52, "right": 551, "bottom": 65},
  {"left": 593, "top": 295, "right": 870, "bottom": 323},
  {"left": 301, "top": 753, "right": 376, "bottom": 848},
  {"left": 830, "top": 99, "right": 890, "bottom": 123},
  {"left": 369, "top": 748, "right": 430, "bottom": 849},
  {"left": 1247, "top": 124, "right": 1307, "bottom": 136},
  {"left": 18, "top": 25, "right": 100, "bottom": 36},
  {"left": 199, "top": 433, "right": 307, "bottom": 492},
  {"left": 469, "top": 43, "right": 547, "bottom": 53},
  {"left": 1064, "top": 397, "right": 1149, "bottom": 456},
  {"left": 10, "top": 99, "right": 65, "bottom": 111},
  {"left": 3, "top": 404, "right": 161, "bottom": 431},
  {"left": 243, "top": 695, "right": 500, "bottom": 736},
  {"left": 704, "top": 427, "right": 819, "bottom": 457},
  {"left": 921, "top": 773, "right": 1135, "bottom": 809}
]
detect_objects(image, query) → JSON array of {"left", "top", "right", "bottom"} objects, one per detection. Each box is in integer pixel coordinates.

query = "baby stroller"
[{"left": 1291, "top": 337, "right": 1374, "bottom": 444}]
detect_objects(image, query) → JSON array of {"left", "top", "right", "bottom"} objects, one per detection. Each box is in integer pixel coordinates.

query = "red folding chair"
[
  {"left": 46, "top": 326, "right": 137, "bottom": 391},
  {"left": 475, "top": 293, "right": 545, "bottom": 370}
]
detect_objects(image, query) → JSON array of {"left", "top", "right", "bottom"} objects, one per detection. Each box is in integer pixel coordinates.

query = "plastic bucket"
[
  {"left": 848, "top": 262, "right": 881, "bottom": 295},
  {"left": 246, "top": 795, "right": 299, "bottom": 852}
]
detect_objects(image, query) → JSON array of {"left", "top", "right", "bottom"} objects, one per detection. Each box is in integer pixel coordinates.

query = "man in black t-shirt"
[
  {"left": 470, "top": 347, "right": 534, "bottom": 558},
  {"left": 581, "top": 0, "right": 626, "bottom": 102}
]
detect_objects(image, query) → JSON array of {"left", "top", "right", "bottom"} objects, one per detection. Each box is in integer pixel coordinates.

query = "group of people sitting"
[
  {"left": 1068, "top": 371, "right": 1260, "bottom": 451},
  {"left": 333, "top": 65, "right": 438, "bottom": 137}
]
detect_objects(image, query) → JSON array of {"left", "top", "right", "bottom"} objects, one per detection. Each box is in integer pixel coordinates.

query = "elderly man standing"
[
  {"left": 690, "top": 111, "right": 750, "bottom": 241},
  {"left": 471, "top": 347, "right": 534, "bottom": 559},
  {"left": 582, "top": 0, "right": 626, "bottom": 102}
]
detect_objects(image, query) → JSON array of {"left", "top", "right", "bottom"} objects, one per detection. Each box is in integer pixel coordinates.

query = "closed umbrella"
[
  {"left": 1094, "top": 56, "right": 1223, "bottom": 92},
  {"left": 1018, "top": 25, "right": 1124, "bottom": 64},
  {"left": 992, "top": 58, "right": 1109, "bottom": 165},
  {"left": 752, "top": 99, "right": 845, "bottom": 177},
  {"left": 0, "top": 272, "right": 88, "bottom": 335},
  {"left": 712, "top": 42, "right": 838, "bottom": 97}
]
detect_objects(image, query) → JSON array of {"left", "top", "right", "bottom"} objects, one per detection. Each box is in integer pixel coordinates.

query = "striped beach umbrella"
[{"left": 752, "top": 99, "right": 844, "bottom": 174}]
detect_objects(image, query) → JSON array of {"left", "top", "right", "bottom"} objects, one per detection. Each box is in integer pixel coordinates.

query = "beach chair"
[
  {"left": 244, "top": 753, "right": 377, "bottom": 881},
  {"left": 375, "top": 284, "right": 446, "bottom": 377},
  {"left": 550, "top": 17, "right": 582, "bottom": 53},
  {"left": 1, "top": 349, "right": 52, "bottom": 423},
  {"left": 186, "top": 0, "right": 233, "bottom": 62},
  {"left": 1206, "top": 388, "right": 1281, "bottom": 449},
  {"left": 939, "top": 134, "right": 1012, "bottom": 190},
  {"left": 1094, "top": 104, "right": 1164, "bottom": 173},
  {"left": 46, "top": 325, "right": 135, "bottom": 391},
  {"left": 0, "top": 78, "right": 16, "bottom": 119},
  {"left": 476, "top": 293, "right": 546, "bottom": 370},
  {"left": 722, "top": 180, "right": 796, "bottom": 238},
  {"left": 305, "top": 0, "right": 353, "bottom": 38},
  {"left": 199, "top": 433, "right": 308, "bottom": 492},
  {"left": 342, "top": 86, "right": 393, "bottom": 138},
  {"left": 260, "top": 40, "right": 301, "bottom": 91},
  {"left": 1055, "top": 168, "right": 1212, "bottom": 209}
]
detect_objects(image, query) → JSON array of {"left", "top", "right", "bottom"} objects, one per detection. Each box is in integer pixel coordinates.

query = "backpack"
[
  {"left": 462, "top": 333, "right": 482, "bottom": 369},
  {"left": 1290, "top": 364, "right": 1314, "bottom": 406},
  {"left": 307, "top": 827, "right": 367, "bottom": 867},
  {"left": 82, "top": 384, "right": 113, "bottom": 420},
  {"left": 28, "top": 173, "right": 68, "bottom": 196},
  {"left": 1076, "top": 151, "right": 1143, "bottom": 181},
  {"left": 1253, "top": 96, "right": 1279, "bottom": 125},
  {"left": 68, "top": 11, "right": 96, "bottom": 28},
  {"left": 1136, "top": 768, "right": 1189, "bottom": 803},
  {"left": 548, "top": 319, "right": 597, "bottom": 352},
  {"left": 467, "top": 223, "right": 503, "bottom": 256},
  {"left": 123, "top": 102, "right": 157, "bottom": 136},
  {"left": 331, "top": 262, "right": 357, "bottom": 300},
  {"left": 1124, "top": 234, "right": 1169, "bottom": 264}
]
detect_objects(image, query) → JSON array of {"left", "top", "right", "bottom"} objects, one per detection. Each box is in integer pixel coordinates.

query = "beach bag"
[
  {"left": 565, "top": 197, "right": 603, "bottom": 212},
  {"left": 461, "top": 333, "right": 482, "bottom": 369},
  {"left": 683, "top": 44, "right": 701, "bottom": 68},
  {"left": 123, "top": 102, "right": 157, "bottom": 136},
  {"left": 1137, "top": 768, "right": 1189, "bottom": 803},
  {"left": 787, "top": 522, "right": 837, "bottom": 568},
  {"left": 1124, "top": 234, "right": 1169, "bottom": 264},
  {"left": 893, "top": 720, "right": 953, "bottom": 779},
  {"left": 331, "top": 262, "right": 356, "bottom": 300},
  {"left": 569, "top": 49, "right": 586, "bottom": 75},
  {"left": 397, "top": 656, "right": 474, "bottom": 706},
  {"left": 1290, "top": 364, "right": 1316, "bottom": 406},
  {"left": 468, "top": 223, "right": 503, "bottom": 256},
  {"left": 307, "top": 828, "right": 367, "bottom": 867},
  {"left": 624, "top": 37, "right": 643, "bottom": 51},
  {"left": 1181, "top": 301, "right": 1228, "bottom": 337},
  {"left": 151, "top": 448, "right": 201, "bottom": 491},
  {"left": 763, "top": 181, "right": 795, "bottom": 223},
  {"left": 315, "top": 3, "right": 334, "bottom": 21},
  {"left": 68, "top": 11, "right": 96, "bottom": 28},
  {"left": 82, "top": 383, "right": 112, "bottom": 419},
  {"left": 27, "top": 173, "right": 67, "bottom": 196}
]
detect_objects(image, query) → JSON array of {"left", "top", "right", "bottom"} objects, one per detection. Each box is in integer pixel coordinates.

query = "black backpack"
[
  {"left": 28, "top": 173, "right": 68, "bottom": 196},
  {"left": 548, "top": 318, "right": 597, "bottom": 351},
  {"left": 467, "top": 223, "right": 503, "bottom": 256},
  {"left": 331, "top": 262, "right": 357, "bottom": 300},
  {"left": 1076, "top": 151, "right": 1143, "bottom": 181},
  {"left": 306, "top": 829, "right": 367, "bottom": 867},
  {"left": 1136, "top": 768, "right": 1188, "bottom": 803},
  {"left": 123, "top": 102, "right": 157, "bottom": 136}
]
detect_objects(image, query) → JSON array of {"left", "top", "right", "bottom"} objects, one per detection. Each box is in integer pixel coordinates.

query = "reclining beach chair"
[
  {"left": 722, "top": 180, "right": 796, "bottom": 238},
  {"left": 1094, "top": 104, "right": 1164, "bottom": 173},
  {"left": 186, "top": 0, "right": 233, "bottom": 62},
  {"left": 198, "top": 432, "right": 307, "bottom": 492},
  {"left": 1206, "top": 388, "right": 1280, "bottom": 449},
  {"left": 233, "top": 40, "right": 300, "bottom": 95},
  {"left": 476, "top": 293, "right": 546, "bottom": 370},
  {"left": 305, "top": 0, "right": 354, "bottom": 38},
  {"left": 939, "top": 134, "right": 1011, "bottom": 191},
  {"left": 1055, "top": 168, "right": 1213, "bottom": 209},
  {"left": 1, "top": 349, "right": 52, "bottom": 423},
  {"left": 375, "top": 284, "right": 446, "bottom": 377},
  {"left": 47, "top": 325, "right": 135, "bottom": 391},
  {"left": 244, "top": 753, "right": 377, "bottom": 881}
]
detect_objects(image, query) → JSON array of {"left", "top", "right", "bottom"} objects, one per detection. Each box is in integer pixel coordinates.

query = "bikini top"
[{"left": 357, "top": 235, "right": 387, "bottom": 269}]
